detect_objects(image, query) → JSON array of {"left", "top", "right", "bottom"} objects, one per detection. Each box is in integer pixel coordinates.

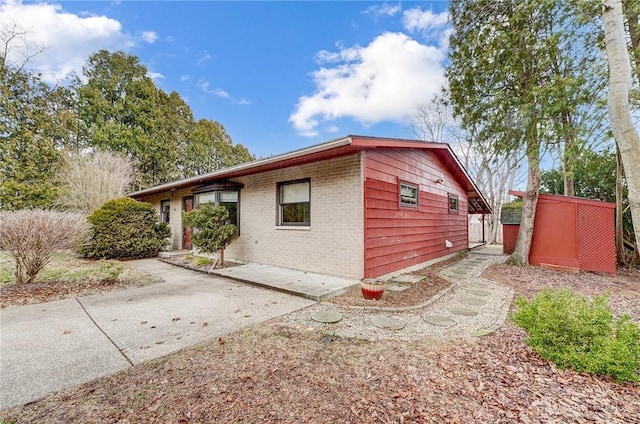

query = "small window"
[
  {"left": 160, "top": 199, "right": 170, "bottom": 223},
  {"left": 399, "top": 182, "right": 419, "bottom": 207},
  {"left": 449, "top": 194, "right": 459, "bottom": 214},
  {"left": 278, "top": 179, "right": 310, "bottom": 226}
]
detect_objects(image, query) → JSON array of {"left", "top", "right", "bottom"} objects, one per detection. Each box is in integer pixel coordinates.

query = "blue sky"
[{"left": 2, "top": 1, "right": 452, "bottom": 158}]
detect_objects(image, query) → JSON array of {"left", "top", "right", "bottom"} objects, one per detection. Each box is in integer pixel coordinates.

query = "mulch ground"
[{"left": 1, "top": 257, "right": 639, "bottom": 423}]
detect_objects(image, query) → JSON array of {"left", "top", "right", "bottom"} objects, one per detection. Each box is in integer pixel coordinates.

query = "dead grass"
[{"left": 0, "top": 252, "right": 160, "bottom": 308}]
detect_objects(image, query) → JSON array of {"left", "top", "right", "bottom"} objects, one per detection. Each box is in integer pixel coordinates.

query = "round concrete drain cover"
[
  {"left": 371, "top": 316, "right": 405, "bottom": 330},
  {"left": 469, "top": 289, "right": 491, "bottom": 297},
  {"left": 423, "top": 315, "right": 456, "bottom": 326},
  {"left": 460, "top": 296, "right": 487, "bottom": 306},
  {"left": 311, "top": 311, "right": 343, "bottom": 323},
  {"left": 449, "top": 307, "right": 479, "bottom": 317}
]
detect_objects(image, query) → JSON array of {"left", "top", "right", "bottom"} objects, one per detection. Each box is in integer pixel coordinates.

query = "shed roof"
[
  {"left": 509, "top": 191, "right": 615, "bottom": 209},
  {"left": 130, "top": 135, "right": 492, "bottom": 214}
]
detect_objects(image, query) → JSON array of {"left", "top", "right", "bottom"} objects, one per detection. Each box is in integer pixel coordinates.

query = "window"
[
  {"left": 399, "top": 182, "right": 419, "bottom": 207},
  {"left": 194, "top": 190, "right": 240, "bottom": 232},
  {"left": 278, "top": 179, "right": 310, "bottom": 226},
  {"left": 449, "top": 194, "right": 459, "bottom": 214},
  {"left": 160, "top": 199, "right": 170, "bottom": 223},
  {"left": 218, "top": 191, "right": 239, "bottom": 230}
]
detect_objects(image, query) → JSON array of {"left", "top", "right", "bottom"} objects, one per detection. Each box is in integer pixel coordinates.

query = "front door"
[{"left": 182, "top": 196, "right": 194, "bottom": 250}]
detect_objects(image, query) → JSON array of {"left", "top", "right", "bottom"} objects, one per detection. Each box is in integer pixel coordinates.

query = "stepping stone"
[
  {"left": 384, "top": 282, "right": 411, "bottom": 293},
  {"left": 311, "top": 311, "right": 343, "bottom": 323},
  {"left": 371, "top": 316, "right": 405, "bottom": 330},
  {"left": 466, "top": 282, "right": 488, "bottom": 289},
  {"left": 423, "top": 315, "right": 456, "bottom": 327},
  {"left": 459, "top": 296, "right": 487, "bottom": 306},
  {"left": 468, "top": 289, "right": 491, "bottom": 297},
  {"left": 390, "top": 274, "right": 424, "bottom": 284},
  {"left": 449, "top": 307, "right": 479, "bottom": 317}
]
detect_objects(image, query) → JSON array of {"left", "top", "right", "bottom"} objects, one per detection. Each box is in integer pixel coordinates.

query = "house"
[{"left": 129, "top": 135, "right": 491, "bottom": 280}]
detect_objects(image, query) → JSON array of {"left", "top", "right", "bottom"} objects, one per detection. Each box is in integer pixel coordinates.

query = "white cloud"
[
  {"left": 180, "top": 74, "right": 190, "bottom": 82},
  {"left": 0, "top": 0, "right": 148, "bottom": 83},
  {"left": 197, "top": 79, "right": 250, "bottom": 105},
  {"left": 196, "top": 52, "right": 212, "bottom": 65},
  {"left": 364, "top": 3, "right": 401, "bottom": 19},
  {"left": 213, "top": 88, "right": 229, "bottom": 98},
  {"left": 147, "top": 71, "right": 164, "bottom": 80},
  {"left": 141, "top": 31, "right": 157, "bottom": 44},
  {"left": 197, "top": 79, "right": 229, "bottom": 98},
  {"left": 289, "top": 32, "right": 447, "bottom": 137},
  {"left": 402, "top": 8, "right": 449, "bottom": 34}
]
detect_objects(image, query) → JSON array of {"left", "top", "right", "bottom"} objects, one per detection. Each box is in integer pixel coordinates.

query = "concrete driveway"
[{"left": 0, "top": 260, "right": 315, "bottom": 409}]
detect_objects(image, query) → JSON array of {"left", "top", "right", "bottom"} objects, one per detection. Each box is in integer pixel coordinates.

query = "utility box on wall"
[{"left": 503, "top": 192, "right": 616, "bottom": 276}]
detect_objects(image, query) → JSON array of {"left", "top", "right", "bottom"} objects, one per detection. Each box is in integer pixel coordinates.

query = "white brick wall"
[
  {"left": 225, "top": 154, "right": 364, "bottom": 279},
  {"left": 135, "top": 154, "right": 365, "bottom": 279},
  {"left": 137, "top": 187, "right": 193, "bottom": 250}
]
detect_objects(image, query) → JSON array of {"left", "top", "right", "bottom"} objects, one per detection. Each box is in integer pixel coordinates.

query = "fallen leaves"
[{"left": 1, "top": 260, "right": 638, "bottom": 423}]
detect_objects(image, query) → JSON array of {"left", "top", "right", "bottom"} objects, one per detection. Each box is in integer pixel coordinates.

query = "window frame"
[
  {"left": 194, "top": 190, "right": 241, "bottom": 234},
  {"left": 277, "top": 178, "right": 311, "bottom": 227},
  {"left": 399, "top": 181, "right": 419, "bottom": 208},
  {"left": 160, "top": 199, "right": 171, "bottom": 223},
  {"left": 448, "top": 193, "right": 459, "bottom": 214}
]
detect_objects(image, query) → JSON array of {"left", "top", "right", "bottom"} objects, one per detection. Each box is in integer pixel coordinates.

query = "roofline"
[
  {"left": 129, "top": 135, "right": 352, "bottom": 197},
  {"left": 129, "top": 135, "right": 492, "bottom": 214},
  {"left": 509, "top": 190, "right": 615, "bottom": 209}
]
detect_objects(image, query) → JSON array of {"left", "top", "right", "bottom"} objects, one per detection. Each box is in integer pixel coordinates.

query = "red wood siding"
[{"left": 364, "top": 149, "right": 468, "bottom": 277}]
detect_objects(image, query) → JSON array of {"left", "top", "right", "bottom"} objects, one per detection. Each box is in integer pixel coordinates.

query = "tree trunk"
[
  {"left": 623, "top": 0, "right": 640, "bottom": 80},
  {"left": 508, "top": 145, "right": 541, "bottom": 266},
  {"left": 615, "top": 147, "right": 626, "bottom": 264},
  {"left": 604, "top": 0, "right": 640, "bottom": 253}
]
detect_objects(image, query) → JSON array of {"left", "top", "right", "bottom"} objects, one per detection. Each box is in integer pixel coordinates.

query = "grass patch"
[
  {"left": 192, "top": 256, "right": 214, "bottom": 267},
  {"left": 0, "top": 251, "right": 156, "bottom": 286}
]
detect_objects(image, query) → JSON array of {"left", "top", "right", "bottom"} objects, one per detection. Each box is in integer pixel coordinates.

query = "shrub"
[
  {"left": 56, "top": 150, "right": 135, "bottom": 214},
  {"left": 0, "top": 209, "right": 88, "bottom": 284},
  {"left": 80, "top": 197, "right": 170, "bottom": 259},
  {"left": 511, "top": 288, "right": 640, "bottom": 382},
  {"left": 182, "top": 203, "right": 237, "bottom": 267}
]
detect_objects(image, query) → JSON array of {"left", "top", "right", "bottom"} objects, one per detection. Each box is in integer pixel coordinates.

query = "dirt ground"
[{"left": 1, "top": 259, "right": 639, "bottom": 423}]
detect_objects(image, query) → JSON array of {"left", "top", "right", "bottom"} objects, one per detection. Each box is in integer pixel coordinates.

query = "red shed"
[{"left": 504, "top": 191, "right": 616, "bottom": 276}]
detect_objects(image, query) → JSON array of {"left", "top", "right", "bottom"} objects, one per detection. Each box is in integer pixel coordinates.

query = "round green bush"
[
  {"left": 79, "top": 197, "right": 170, "bottom": 259},
  {"left": 511, "top": 288, "right": 640, "bottom": 383}
]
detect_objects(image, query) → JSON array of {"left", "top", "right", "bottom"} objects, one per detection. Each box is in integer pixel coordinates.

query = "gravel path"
[{"left": 278, "top": 253, "right": 513, "bottom": 341}]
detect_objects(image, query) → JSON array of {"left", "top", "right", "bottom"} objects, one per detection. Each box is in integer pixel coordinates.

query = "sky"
[{"left": 1, "top": 0, "right": 452, "bottom": 158}]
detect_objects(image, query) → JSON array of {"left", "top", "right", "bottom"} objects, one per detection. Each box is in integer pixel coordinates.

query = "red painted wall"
[
  {"left": 502, "top": 194, "right": 616, "bottom": 276},
  {"left": 502, "top": 225, "right": 519, "bottom": 254},
  {"left": 363, "top": 149, "right": 468, "bottom": 278}
]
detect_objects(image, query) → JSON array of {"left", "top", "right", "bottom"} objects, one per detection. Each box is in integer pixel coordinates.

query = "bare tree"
[
  {"left": 55, "top": 150, "right": 135, "bottom": 214},
  {"left": 0, "top": 210, "right": 88, "bottom": 284},
  {"left": 0, "top": 22, "right": 44, "bottom": 71},
  {"left": 604, "top": 0, "right": 640, "bottom": 252},
  {"left": 408, "top": 95, "right": 526, "bottom": 244}
]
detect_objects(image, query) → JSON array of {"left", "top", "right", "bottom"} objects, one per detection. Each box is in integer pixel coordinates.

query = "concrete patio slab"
[{"left": 209, "top": 262, "right": 360, "bottom": 301}]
